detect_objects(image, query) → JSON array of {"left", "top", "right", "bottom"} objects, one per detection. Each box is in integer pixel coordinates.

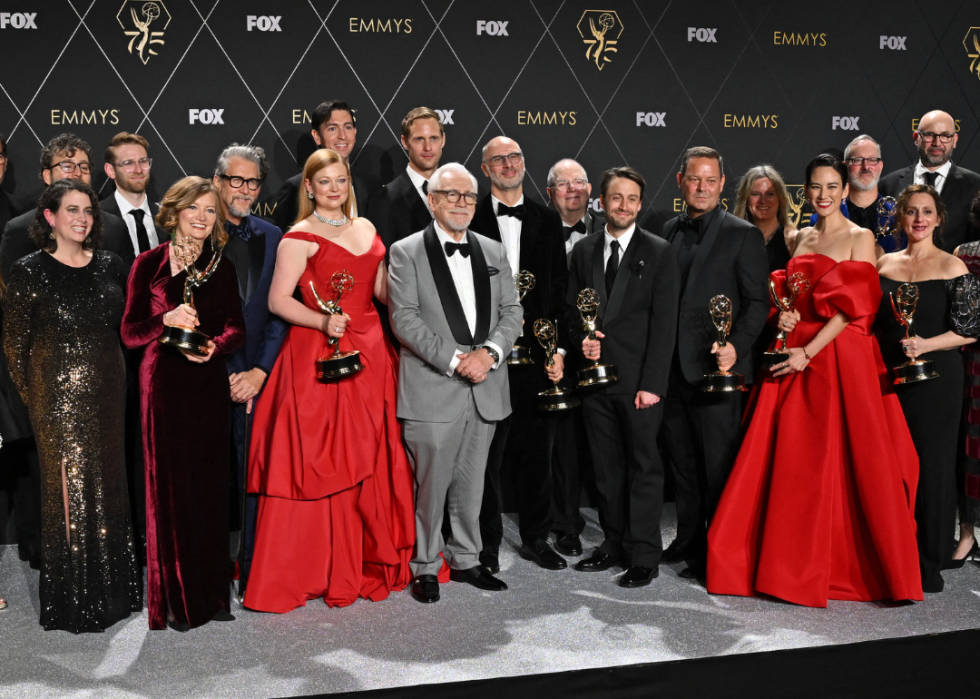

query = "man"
[
  {"left": 880, "top": 110, "right": 980, "bottom": 252},
  {"left": 566, "top": 167, "right": 679, "bottom": 587},
  {"left": 101, "top": 132, "right": 163, "bottom": 256},
  {"left": 0, "top": 133, "right": 30, "bottom": 233},
  {"left": 388, "top": 162, "right": 522, "bottom": 603},
  {"left": 1, "top": 133, "right": 134, "bottom": 280},
  {"left": 469, "top": 136, "right": 568, "bottom": 573},
  {"left": 274, "top": 100, "right": 376, "bottom": 230},
  {"left": 660, "top": 147, "right": 769, "bottom": 579},
  {"left": 212, "top": 143, "right": 288, "bottom": 598},
  {"left": 547, "top": 158, "right": 606, "bottom": 265},
  {"left": 369, "top": 107, "right": 445, "bottom": 252}
]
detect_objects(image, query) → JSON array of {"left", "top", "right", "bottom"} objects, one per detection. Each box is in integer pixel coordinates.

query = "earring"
[
  {"left": 49, "top": 231, "right": 56, "bottom": 240},
  {"left": 307, "top": 191, "right": 314, "bottom": 200}
]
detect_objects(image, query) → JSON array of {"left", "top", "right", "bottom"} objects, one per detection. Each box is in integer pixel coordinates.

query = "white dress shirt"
[
  {"left": 564, "top": 211, "right": 590, "bottom": 260},
  {"left": 406, "top": 166, "right": 431, "bottom": 211},
  {"left": 492, "top": 194, "right": 524, "bottom": 272},
  {"left": 114, "top": 190, "right": 158, "bottom": 254},
  {"left": 604, "top": 223, "right": 635, "bottom": 267},
  {"left": 914, "top": 160, "right": 952, "bottom": 194}
]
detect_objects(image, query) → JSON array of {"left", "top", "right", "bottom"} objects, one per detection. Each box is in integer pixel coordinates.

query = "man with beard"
[
  {"left": 469, "top": 136, "right": 568, "bottom": 573},
  {"left": 880, "top": 110, "right": 980, "bottom": 252},
  {"left": 101, "top": 132, "right": 163, "bottom": 257},
  {"left": 213, "top": 144, "right": 288, "bottom": 598}
]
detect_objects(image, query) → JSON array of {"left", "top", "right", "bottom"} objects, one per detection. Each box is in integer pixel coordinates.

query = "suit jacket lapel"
[
  {"left": 517, "top": 204, "right": 539, "bottom": 273},
  {"left": 591, "top": 234, "right": 607, "bottom": 320},
  {"left": 245, "top": 227, "right": 265, "bottom": 303},
  {"left": 604, "top": 231, "right": 642, "bottom": 324},
  {"left": 403, "top": 172, "right": 432, "bottom": 231},
  {"left": 683, "top": 209, "right": 724, "bottom": 298},
  {"left": 423, "top": 223, "right": 474, "bottom": 345},
  {"left": 468, "top": 231, "right": 492, "bottom": 345},
  {"left": 475, "top": 196, "right": 503, "bottom": 242},
  {"left": 663, "top": 218, "right": 682, "bottom": 244}
]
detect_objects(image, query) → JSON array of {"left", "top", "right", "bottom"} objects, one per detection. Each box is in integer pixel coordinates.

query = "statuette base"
[{"left": 316, "top": 350, "right": 364, "bottom": 381}]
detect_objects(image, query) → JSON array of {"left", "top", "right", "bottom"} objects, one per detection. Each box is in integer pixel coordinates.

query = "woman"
[
  {"left": 4, "top": 179, "right": 141, "bottom": 632},
  {"left": 245, "top": 149, "right": 414, "bottom": 613},
  {"left": 707, "top": 154, "right": 923, "bottom": 607},
  {"left": 121, "top": 177, "right": 245, "bottom": 630},
  {"left": 733, "top": 165, "right": 798, "bottom": 271},
  {"left": 874, "top": 185, "right": 980, "bottom": 592}
]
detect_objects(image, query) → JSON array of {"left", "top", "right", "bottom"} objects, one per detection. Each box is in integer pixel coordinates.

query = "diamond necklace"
[{"left": 313, "top": 209, "right": 348, "bottom": 227}]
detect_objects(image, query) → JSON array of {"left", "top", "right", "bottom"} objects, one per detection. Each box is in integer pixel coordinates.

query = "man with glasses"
[
  {"left": 880, "top": 110, "right": 980, "bottom": 252},
  {"left": 547, "top": 158, "right": 606, "bottom": 265},
  {"left": 101, "top": 132, "right": 163, "bottom": 257},
  {"left": 470, "top": 136, "right": 569, "bottom": 574}
]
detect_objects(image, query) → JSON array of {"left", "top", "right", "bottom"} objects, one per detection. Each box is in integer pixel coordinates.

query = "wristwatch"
[{"left": 482, "top": 346, "right": 500, "bottom": 364}]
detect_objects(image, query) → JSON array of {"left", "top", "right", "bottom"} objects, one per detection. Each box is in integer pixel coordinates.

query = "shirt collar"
[
  {"left": 114, "top": 189, "right": 150, "bottom": 216},
  {"left": 435, "top": 222, "right": 468, "bottom": 249},
  {"left": 604, "top": 223, "right": 635, "bottom": 251},
  {"left": 679, "top": 203, "right": 720, "bottom": 236},
  {"left": 492, "top": 194, "right": 524, "bottom": 216},
  {"left": 915, "top": 159, "right": 953, "bottom": 181}
]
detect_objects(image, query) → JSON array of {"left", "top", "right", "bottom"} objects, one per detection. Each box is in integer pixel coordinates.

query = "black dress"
[
  {"left": 4, "top": 250, "right": 142, "bottom": 632},
  {"left": 874, "top": 274, "right": 980, "bottom": 592}
]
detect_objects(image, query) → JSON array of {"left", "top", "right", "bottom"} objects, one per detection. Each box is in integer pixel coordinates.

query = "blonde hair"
[
  {"left": 156, "top": 176, "right": 228, "bottom": 248},
  {"left": 296, "top": 149, "right": 355, "bottom": 224},
  {"left": 733, "top": 165, "right": 793, "bottom": 228}
]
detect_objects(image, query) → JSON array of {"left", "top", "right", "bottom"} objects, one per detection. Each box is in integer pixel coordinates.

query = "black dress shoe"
[
  {"left": 211, "top": 609, "right": 236, "bottom": 622},
  {"left": 553, "top": 531, "right": 583, "bottom": 556},
  {"left": 411, "top": 574, "right": 440, "bottom": 603},
  {"left": 574, "top": 550, "right": 622, "bottom": 572},
  {"left": 661, "top": 538, "right": 694, "bottom": 564},
  {"left": 678, "top": 564, "right": 705, "bottom": 580},
  {"left": 449, "top": 566, "right": 508, "bottom": 591},
  {"left": 945, "top": 539, "right": 979, "bottom": 570},
  {"left": 619, "top": 565, "right": 659, "bottom": 588},
  {"left": 520, "top": 540, "right": 567, "bottom": 570},
  {"left": 167, "top": 619, "right": 191, "bottom": 632},
  {"left": 479, "top": 550, "right": 500, "bottom": 574}
]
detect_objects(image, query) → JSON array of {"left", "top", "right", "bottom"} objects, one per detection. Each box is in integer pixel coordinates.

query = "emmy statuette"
[
  {"left": 532, "top": 319, "right": 580, "bottom": 411},
  {"left": 703, "top": 295, "right": 747, "bottom": 392},
  {"left": 889, "top": 282, "right": 939, "bottom": 384},
  {"left": 507, "top": 270, "right": 536, "bottom": 365},
  {"left": 764, "top": 272, "right": 810, "bottom": 367},
  {"left": 159, "top": 236, "right": 224, "bottom": 356},
  {"left": 575, "top": 288, "right": 618, "bottom": 388},
  {"left": 310, "top": 271, "right": 365, "bottom": 381}
]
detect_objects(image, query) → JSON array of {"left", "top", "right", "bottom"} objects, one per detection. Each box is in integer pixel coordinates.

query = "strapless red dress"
[
  {"left": 707, "top": 254, "right": 923, "bottom": 607},
  {"left": 244, "top": 232, "right": 415, "bottom": 612}
]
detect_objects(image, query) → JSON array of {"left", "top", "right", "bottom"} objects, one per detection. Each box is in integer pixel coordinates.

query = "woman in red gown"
[
  {"left": 707, "top": 155, "right": 923, "bottom": 607},
  {"left": 244, "top": 149, "right": 414, "bottom": 612}
]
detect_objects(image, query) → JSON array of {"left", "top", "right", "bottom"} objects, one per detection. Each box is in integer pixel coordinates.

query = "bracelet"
[{"left": 802, "top": 346, "right": 812, "bottom": 360}]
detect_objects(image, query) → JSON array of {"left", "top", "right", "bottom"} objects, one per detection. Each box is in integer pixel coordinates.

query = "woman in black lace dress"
[
  {"left": 4, "top": 180, "right": 141, "bottom": 631},
  {"left": 875, "top": 185, "right": 980, "bottom": 593}
]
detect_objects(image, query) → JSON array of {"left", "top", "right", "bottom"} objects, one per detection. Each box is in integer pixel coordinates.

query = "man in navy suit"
[{"left": 212, "top": 143, "right": 289, "bottom": 597}]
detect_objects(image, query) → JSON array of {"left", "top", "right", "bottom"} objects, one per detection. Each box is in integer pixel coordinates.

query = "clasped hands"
[
  {"left": 455, "top": 349, "right": 495, "bottom": 384},
  {"left": 581, "top": 333, "right": 659, "bottom": 410},
  {"left": 229, "top": 368, "right": 267, "bottom": 414},
  {"left": 165, "top": 303, "right": 215, "bottom": 364}
]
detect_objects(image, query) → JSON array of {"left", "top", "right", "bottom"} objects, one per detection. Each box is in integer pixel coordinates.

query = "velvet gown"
[
  {"left": 121, "top": 240, "right": 245, "bottom": 630},
  {"left": 707, "top": 254, "right": 923, "bottom": 607},
  {"left": 245, "top": 231, "right": 415, "bottom": 613}
]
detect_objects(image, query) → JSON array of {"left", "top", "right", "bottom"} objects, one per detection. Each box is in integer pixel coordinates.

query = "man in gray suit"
[{"left": 388, "top": 162, "right": 523, "bottom": 604}]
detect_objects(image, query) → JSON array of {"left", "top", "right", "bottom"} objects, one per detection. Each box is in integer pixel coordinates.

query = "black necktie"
[
  {"left": 565, "top": 220, "right": 587, "bottom": 240},
  {"left": 923, "top": 171, "right": 940, "bottom": 188},
  {"left": 422, "top": 180, "right": 428, "bottom": 195},
  {"left": 605, "top": 240, "right": 620, "bottom": 296},
  {"left": 129, "top": 209, "right": 151, "bottom": 254},
  {"left": 497, "top": 203, "right": 525, "bottom": 220},
  {"left": 445, "top": 242, "right": 471, "bottom": 258},
  {"left": 226, "top": 218, "right": 251, "bottom": 241}
]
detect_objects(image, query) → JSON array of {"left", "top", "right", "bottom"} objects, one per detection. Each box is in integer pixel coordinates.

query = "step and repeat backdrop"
[{"left": 3, "top": 0, "right": 980, "bottom": 229}]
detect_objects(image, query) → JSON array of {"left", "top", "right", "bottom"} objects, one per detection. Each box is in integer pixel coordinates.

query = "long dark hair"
[{"left": 29, "top": 179, "right": 104, "bottom": 253}]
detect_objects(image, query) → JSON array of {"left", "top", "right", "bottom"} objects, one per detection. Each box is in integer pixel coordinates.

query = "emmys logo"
[
  {"left": 51, "top": 109, "right": 121, "bottom": 126},
  {"left": 636, "top": 112, "right": 666, "bottom": 127},
  {"left": 912, "top": 118, "right": 961, "bottom": 132},
  {"left": 118, "top": 1, "right": 170, "bottom": 65},
  {"left": 687, "top": 27, "right": 717, "bottom": 43},
  {"left": 832, "top": 116, "right": 860, "bottom": 130},
  {"left": 349, "top": 18, "right": 413, "bottom": 33},
  {"left": 0, "top": 13, "right": 37, "bottom": 29},
  {"left": 577, "top": 11, "right": 623, "bottom": 71},
  {"left": 964, "top": 28, "right": 980, "bottom": 80},
  {"left": 773, "top": 32, "right": 827, "bottom": 46},
  {"left": 724, "top": 114, "right": 778, "bottom": 128},
  {"left": 517, "top": 111, "right": 577, "bottom": 126},
  {"left": 435, "top": 109, "right": 455, "bottom": 125},
  {"left": 476, "top": 21, "right": 508, "bottom": 36},
  {"left": 787, "top": 185, "right": 810, "bottom": 228}
]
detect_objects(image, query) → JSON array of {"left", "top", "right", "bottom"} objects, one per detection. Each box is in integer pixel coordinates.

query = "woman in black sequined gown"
[
  {"left": 3, "top": 180, "right": 141, "bottom": 632},
  {"left": 874, "top": 185, "right": 980, "bottom": 593}
]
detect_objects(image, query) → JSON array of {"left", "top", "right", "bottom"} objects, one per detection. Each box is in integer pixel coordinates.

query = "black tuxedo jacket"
[
  {"left": 0, "top": 205, "right": 136, "bottom": 282},
  {"left": 273, "top": 170, "right": 375, "bottom": 232},
  {"left": 879, "top": 161, "right": 980, "bottom": 252},
  {"left": 566, "top": 227, "right": 679, "bottom": 396},
  {"left": 470, "top": 194, "right": 568, "bottom": 352},
  {"left": 99, "top": 192, "right": 165, "bottom": 257},
  {"left": 368, "top": 170, "right": 434, "bottom": 254},
  {"left": 661, "top": 209, "right": 769, "bottom": 385},
  {"left": 0, "top": 190, "right": 29, "bottom": 236}
]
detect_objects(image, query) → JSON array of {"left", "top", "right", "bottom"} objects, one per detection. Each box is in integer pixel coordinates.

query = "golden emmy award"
[
  {"left": 764, "top": 273, "right": 810, "bottom": 367},
  {"left": 889, "top": 282, "right": 940, "bottom": 384},
  {"left": 310, "top": 271, "right": 364, "bottom": 381},
  {"left": 575, "top": 288, "right": 618, "bottom": 388},
  {"left": 875, "top": 196, "right": 897, "bottom": 241},
  {"left": 703, "top": 295, "right": 747, "bottom": 392},
  {"left": 508, "top": 270, "right": 537, "bottom": 365},
  {"left": 532, "top": 319, "right": 580, "bottom": 411},
  {"left": 158, "top": 236, "right": 224, "bottom": 356}
]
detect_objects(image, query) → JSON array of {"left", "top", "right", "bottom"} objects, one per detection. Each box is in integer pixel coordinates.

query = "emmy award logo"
[
  {"left": 764, "top": 273, "right": 810, "bottom": 367},
  {"left": 577, "top": 10, "right": 623, "bottom": 70},
  {"left": 310, "top": 271, "right": 364, "bottom": 381},
  {"left": 532, "top": 319, "right": 580, "bottom": 412},
  {"left": 964, "top": 28, "right": 980, "bottom": 80},
  {"left": 787, "top": 185, "right": 810, "bottom": 228},
  {"left": 889, "top": 283, "right": 940, "bottom": 384},
  {"left": 703, "top": 295, "right": 747, "bottom": 392},
  {"left": 575, "top": 288, "right": 618, "bottom": 388},
  {"left": 158, "top": 236, "right": 223, "bottom": 356},
  {"left": 508, "top": 270, "right": 536, "bottom": 365},
  {"left": 118, "top": 1, "right": 171, "bottom": 65},
  {"left": 875, "top": 196, "right": 897, "bottom": 242}
]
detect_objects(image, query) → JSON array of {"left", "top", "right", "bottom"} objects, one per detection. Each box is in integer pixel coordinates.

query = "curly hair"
[
  {"left": 155, "top": 176, "right": 228, "bottom": 249},
  {"left": 892, "top": 184, "right": 947, "bottom": 248},
  {"left": 29, "top": 179, "right": 103, "bottom": 252}
]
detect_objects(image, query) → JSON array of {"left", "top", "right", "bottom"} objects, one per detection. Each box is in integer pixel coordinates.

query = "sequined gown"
[
  {"left": 955, "top": 240, "right": 980, "bottom": 528},
  {"left": 4, "top": 250, "right": 142, "bottom": 633}
]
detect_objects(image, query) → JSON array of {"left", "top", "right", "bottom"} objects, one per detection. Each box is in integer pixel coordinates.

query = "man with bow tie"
[
  {"left": 212, "top": 143, "right": 289, "bottom": 598},
  {"left": 388, "top": 162, "right": 522, "bottom": 603},
  {"left": 659, "top": 147, "right": 768, "bottom": 580},
  {"left": 469, "top": 136, "right": 570, "bottom": 574}
]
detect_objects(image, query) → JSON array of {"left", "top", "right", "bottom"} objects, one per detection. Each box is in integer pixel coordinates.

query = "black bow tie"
[
  {"left": 679, "top": 211, "right": 706, "bottom": 237},
  {"left": 226, "top": 219, "right": 251, "bottom": 241},
  {"left": 445, "top": 242, "right": 471, "bottom": 258},
  {"left": 497, "top": 203, "right": 525, "bottom": 220},
  {"left": 565, "top": 220, "right": 587, "bottom": 240}
]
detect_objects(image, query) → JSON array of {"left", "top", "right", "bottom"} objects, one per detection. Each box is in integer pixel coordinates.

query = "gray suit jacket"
[{"left": 388, "top": 223, "right": 523, "bottom": 423}]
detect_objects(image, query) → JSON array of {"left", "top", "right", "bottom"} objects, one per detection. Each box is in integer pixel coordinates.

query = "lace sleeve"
[{"left": 945, "top": 273, "right": 980, "bottom": 338}]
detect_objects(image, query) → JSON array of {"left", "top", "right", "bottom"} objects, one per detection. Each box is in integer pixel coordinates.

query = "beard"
[
  {"left": 848, "top": 171, "right": 880, "bottom": 192},
  {"left": 116, "top": 172, "right": 147, "bottom": 195},
  {"left": 918, "top": 142, "right": 952, "bottom": 168},
  {"left": 442, "top": 210, "right": 472, "bottom": 232},
  {"left": 228, "top": 195, "right": 254, "bottom": 219},
  {"left": 489, "top": 168, "right": 525, "bottom": 191}
]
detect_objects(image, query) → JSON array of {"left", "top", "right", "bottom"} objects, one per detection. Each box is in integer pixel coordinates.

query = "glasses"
[
  {"left": 432, "top": 189, "right": 478, "bottom": 205},
  {"left": 485, "top": 151, "right": 523, "bottom": 167},
  {"left": 48, "top": 161, "right": 91, "bottom": 175},
  {"left": 553, "top": 178, "right": 588, "bottom": 191},
  {"left": 219, "top": 174, "right": 264, "bottom": 191},
  {"left": 115, "top": 157, "right": 152, "bottom": 171},
  {"left": 846, "top": 157, "right": 882, "bottom": 166},
  {"left": 918, "top": 131, "right": 955, "bottom": 144}
]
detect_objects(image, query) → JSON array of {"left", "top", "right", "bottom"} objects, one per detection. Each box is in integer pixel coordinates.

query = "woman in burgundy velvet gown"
[
  {"left": 245, "top": 149, "right": 414, "bottom": 613},
  {"left": 707, "top": 155, "right": 923, "bottom": 607},
  {"left": 121, "top": 177, "right": 245, "bottom": 630}
]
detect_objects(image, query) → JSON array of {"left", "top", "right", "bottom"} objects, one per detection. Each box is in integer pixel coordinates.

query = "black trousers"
[
  {"left": 1, "top": 437, "right": 40, "bottom": 558},
  {"left": 230, "top": 401, "right": 258, "bottom": 591},
  {"left": 581, "top": 391, "right": 665, "bottom": 567},
  {"left": 661, "top": 366, "right": 743, "bottom": 561},
  {"left": 551, "top": 407, "right": 589, "bottom": 535}
]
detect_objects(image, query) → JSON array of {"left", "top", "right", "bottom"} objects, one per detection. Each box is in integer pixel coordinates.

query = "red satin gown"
[
  {"left": 707, "top": 254, "right": 923, "bottom": 607},
  {"left": 244, "top": 231, "right": 415, "bottom": 612}
]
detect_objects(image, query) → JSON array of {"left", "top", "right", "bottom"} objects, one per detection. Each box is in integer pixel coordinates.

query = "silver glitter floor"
[{"left": 2, "top": 505, "right": 979, "bottom": 699}]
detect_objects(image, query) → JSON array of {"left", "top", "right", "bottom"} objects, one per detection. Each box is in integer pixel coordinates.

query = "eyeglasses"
[
  {"left": 432, "top": 189, "right": 478, "bottom": 205},
  {"left": 485, "top": 151, "right": 523, "bottom": 167},
  {"left": 115, "top": 157, "right": 152, "bottom": 171},
  {"left": 918, "top": 131, "right": 955, "bottom": 144},
  {"left": 219, "top": 174, "right": 264, "bottom": 191},
  {"left": 553, "top": 178, "right": 588, "bottom": 191},
  {"left": 48, "top": 161, "right": 91, "bottom": 175},
  {"left": 846, "top": 157, "right": 882, "bottom": 166}
]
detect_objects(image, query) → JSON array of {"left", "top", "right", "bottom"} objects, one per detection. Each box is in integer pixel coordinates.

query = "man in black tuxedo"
[
  {"left": 101, "top": 131, "right": 163, "bottom": 256},
  {"left": 659, "top": 147, "right": 769, "bottom": 579},
  {"left": 274, "top": 100, "right": 376, "bottom": 231},
  {"left": 1, "top": 133, "right": 134, "bottom": 281},
  {"left": 469, "top": 136, "right": 568, "bottom": 572},
  {"left": 548, "top": 158, "right": 606, "bottom": 265},
  {"left": 368, "top": 107, "right": 445, "bottom": 252},
  {"left": 566, "top": 167, "right": 680, "bottom": 587},
  {"left": 879, "top": 110, "right": 980, "bottom": 252},
  {"left": 0, "top": 133, "right": 30, "bottom": 233}
]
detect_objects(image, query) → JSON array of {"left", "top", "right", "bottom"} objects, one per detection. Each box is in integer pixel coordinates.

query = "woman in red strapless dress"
[
  {"left": 707, "top": 155, "right": 923, "bottom": 607},
  {"left": 244, "top": 149, "right": 414, "bottom": 612}
]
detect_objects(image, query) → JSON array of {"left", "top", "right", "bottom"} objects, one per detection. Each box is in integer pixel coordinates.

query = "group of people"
[{"left": 0, "top": 101, "right": 978, "bottom": 632}]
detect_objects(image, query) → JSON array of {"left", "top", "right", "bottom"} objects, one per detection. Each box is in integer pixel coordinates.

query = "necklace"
[{"left": 313, "top": 210, "right": 348, "bottom": 227}]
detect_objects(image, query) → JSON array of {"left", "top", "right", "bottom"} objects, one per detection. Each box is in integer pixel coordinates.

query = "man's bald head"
[{"left": 914, "top": 110, "right": 958, "bottom": 169}]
